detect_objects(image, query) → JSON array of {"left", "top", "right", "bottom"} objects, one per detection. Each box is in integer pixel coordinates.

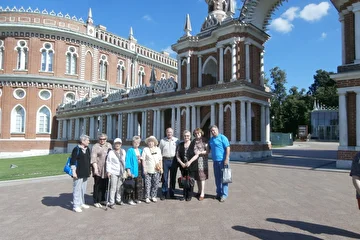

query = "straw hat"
[{"left": 145, "top": 136, "right": 158, "bottom": 146}]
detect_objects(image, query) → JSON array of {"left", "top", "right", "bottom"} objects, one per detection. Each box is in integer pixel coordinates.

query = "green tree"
[
  {"left": 308, "top": 69, "right": 338, "bottom": 107},
  {"left": 269, "top": 67, "right": 287, "bottom": 132}
]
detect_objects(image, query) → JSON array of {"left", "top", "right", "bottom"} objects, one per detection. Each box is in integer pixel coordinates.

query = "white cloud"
[
  {"left": 299, "top": 2, "right": 330, "bottom": 22},
  {"left": 142, "top": 15, "right": 153, "bottom": 21},
  {"left": 321, "top": 32, "right": 327, "bottom": 39},
  {"left": 161, "top": 46, "right": 176, "bottom": 56},
  {"left": 269, "top": 17, "right": 294, "bottom": 33},
  {"left": 281, "top": 7, "right": 299, "bottom": 21}
]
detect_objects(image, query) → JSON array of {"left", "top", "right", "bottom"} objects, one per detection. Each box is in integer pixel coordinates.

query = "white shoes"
[
  {"left": 145, "top": 198, "right": 151, "bottom": 204},
  {"left": 94, "top": 203, "right": 102, "bottom": 208},
  {"left": 81, "top": 204, "right": 90, "bottom": 209},
  {"left": 73, "top": 207, "right": 82, "bottom": 213},
  {"left": 128, "top": 200, "right": 136, "bottom": 206},
  {"left": 151, "top": 197, "right": 157, "bottom": 202}
]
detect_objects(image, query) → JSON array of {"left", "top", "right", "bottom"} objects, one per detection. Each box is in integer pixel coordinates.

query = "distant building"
[
  {"left": 310, "top": 101, "right": 339, "bottom": 141},
  {"left": 0, "top": 6, "right": 177, "bottom": 157}
]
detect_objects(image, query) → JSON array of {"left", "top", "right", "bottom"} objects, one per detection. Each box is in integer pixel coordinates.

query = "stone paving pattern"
[{"left": 0, "top": 142, "right": 359, "bottom": 240}]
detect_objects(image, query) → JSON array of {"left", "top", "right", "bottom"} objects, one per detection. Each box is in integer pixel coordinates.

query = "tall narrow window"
[
  {"left": 161, "top": 73, "right": 166, "bottom": 80},
  {"left": 99, "top": 54, "right": 108, "bottom": 80},
  {"left": 11, "top": 105, "right": 25, "bottom": 133},
  {"left": 138, "top": 66, "right": 145, "bottom": 85},
  {"left": 0, "top": 40, "right": 4, "bottom": 70},
  {"left": 40, "top": 42, "right": 54, "bottom": 72},
  {"left": 66, "top": 46, "right": 78, "bottom": 74},
  {"left": 117, "top": 60, "right": 125, "bottom": 84},
  {"left": 37, "top": 106, "right": 51, "bottom": 133},
  {"left": 14, "top": 40, "right": 28, "bottom": 70}
]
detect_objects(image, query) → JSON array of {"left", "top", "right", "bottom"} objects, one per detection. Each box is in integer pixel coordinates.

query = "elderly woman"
[
  {"left": 192, "top": 128, "right": 208, "bottom": 201},
  {"left": 125, "top": 136, "right": 143, "bottom": 205},
  {"left": 91, "top": 133, "right": 112, "bottom": 208},
  {"left": 106, "top": 138, "right": 126, "bottom": 209},
  {"left": 176, "top": 130, "right": 198, "bottom": 201},
  {"left": 141, "top": 136, "right": 162, "bottom": 203},
  {"left": 71, "top": 134, "right": 91, "bottom": 213}
]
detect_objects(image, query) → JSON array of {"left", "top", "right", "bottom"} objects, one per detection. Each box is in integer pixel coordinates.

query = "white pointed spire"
[
  {"left": 184, "top": 14, "right": 192, "bottom": 37},
  {"left": 226, "top": 0, "right": 235, "bottom": 16},
  {"left": 87, "top": 8, "right": 93, "bottom": 24},
  {"left": 129, "top": 27, "right": 134, "bottom": 40}
]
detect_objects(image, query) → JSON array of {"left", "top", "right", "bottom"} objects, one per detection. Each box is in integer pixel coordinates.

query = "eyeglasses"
[{"left": 184, "top": 135, "right": 190, "bottom": 137}]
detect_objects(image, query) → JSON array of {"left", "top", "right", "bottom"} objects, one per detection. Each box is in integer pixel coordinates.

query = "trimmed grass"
[{"left": 0, "top": 154, "right": 69, "bottom": 181}]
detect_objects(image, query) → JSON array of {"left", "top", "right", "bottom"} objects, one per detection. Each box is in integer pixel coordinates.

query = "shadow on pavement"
[
  {"left": 232, "top": 225, "right": 322, "bottom": 240},
  {"left": 41, "top": 193, "right": 93, "bottom": 210},
  {"left": 266, "top": 218, "right": 360, "bottom": 239},
  {"left": 272, "top": 149, "right": 338, "bottom": 160}
]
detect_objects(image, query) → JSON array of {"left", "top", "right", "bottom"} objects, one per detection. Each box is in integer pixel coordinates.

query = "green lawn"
[{"left": 0, "top": 154, "right": 69, "bottom": 181}]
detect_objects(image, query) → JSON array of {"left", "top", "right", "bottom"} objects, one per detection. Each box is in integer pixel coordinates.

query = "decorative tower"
[
  {"left": 86, "top": 8, "right": 95, "bottom": 37},
  {"left": 184, "top": 14, "right": 192, "bottom": 37},
  {"left": 128, "top": 27, "right": 137, "bottom": 52},
  {"left": 202, "top": 0, "right": 235, "bottom": 31}
]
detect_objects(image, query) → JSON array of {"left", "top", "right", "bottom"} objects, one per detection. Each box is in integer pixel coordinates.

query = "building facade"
[
  {"left": 56, "top": 0, "right": 273, "bottom": 160},
  {"left": 311, "top": 101, "right": 339, "bottom": 141},
  {"left": 0, "top": 6, "right": 177, "bottom": 157}
]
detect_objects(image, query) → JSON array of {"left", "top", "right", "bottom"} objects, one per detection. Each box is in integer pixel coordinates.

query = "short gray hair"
[
  {"left": 79, "top": 134, "right": 90, "bottom": 143},
  {"left": 98, "top": 133, "right": 107, "bottom": 139},
  {"left": 209, "top": 125, "right": 218, "bottom": 130},
  {"left": 132, "top": 135, "right": 141, "bottom": 143}
]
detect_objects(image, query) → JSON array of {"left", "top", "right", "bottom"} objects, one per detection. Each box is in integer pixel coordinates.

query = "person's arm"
[
  {"left": 106, "top": 151, "right": 113, "bottom": 178},
  {"left": 125, "top": 149, "right": 132, "bottom": 176},
  {"left": 224, "top": 146, "right": 230, "bottom": 166},
  {"left": 176, "top": 146, "right": 186, "bottom": 168},
  {"left": 142, "top": 148, "right": 147, "bottom": 175},
  {"left": 70, "top": 147, "right": 78, "bottom": 179},
  {"left": 90, "top": 145, "right": 99, "bottom": 176}
]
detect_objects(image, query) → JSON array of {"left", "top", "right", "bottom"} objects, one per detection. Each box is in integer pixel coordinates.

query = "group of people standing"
[{"left": 69, "top": 125, "right": 230, "bottom": 213}]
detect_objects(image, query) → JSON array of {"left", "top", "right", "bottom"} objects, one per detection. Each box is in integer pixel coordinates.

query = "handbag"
[
  {"left": 64, "top": 147, "right": 79, "bottom": 177},
  {"left": 178, "top": 176, "right": 194, "bottom": 189},
  {"left": 222, "top": 166, "right": 232, "bottom": 184},
  {"left": 123, "top": 177, "right": 135, "bottom": 192}
]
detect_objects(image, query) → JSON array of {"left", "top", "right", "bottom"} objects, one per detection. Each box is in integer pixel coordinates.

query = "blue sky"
[{"left": 2, "top": 0, "right": 340, "bottom": 92}]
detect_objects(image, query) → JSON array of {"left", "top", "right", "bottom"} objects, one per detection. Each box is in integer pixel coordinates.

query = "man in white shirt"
[{"left": 159, "top": 128, "right": 179, "bottom": 200}]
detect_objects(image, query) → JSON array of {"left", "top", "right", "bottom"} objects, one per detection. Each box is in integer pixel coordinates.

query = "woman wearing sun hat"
[{"left": 141, "top": 136, "right": 163, "bottom": 203}]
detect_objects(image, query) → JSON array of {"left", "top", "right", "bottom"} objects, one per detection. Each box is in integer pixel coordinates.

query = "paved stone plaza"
[{"left": 0, "top": 142, "right": 359, "bottom": 240}]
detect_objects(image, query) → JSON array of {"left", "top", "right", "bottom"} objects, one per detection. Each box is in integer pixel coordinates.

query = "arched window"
[
  {"left": 65, "top": 92, "right": 75, "bottom": 103},
  {"left": 66, "top": 46, "right": 78, "bottom": 74},
  {"left": 138, "top": 66, "right": 145, "bottom": 85},
  {"left": 0, "top": 40, "right": 4, "bottom": 70},
  {"left": 99, "top": 54, "right": 108, "bottom": 80},
  {"left": 37, "top": 106, "right": 51, "bottom": 133},
  {"left": 11, "top": 105, "right": 25, "bottom": 133},
  {"left": 14, "top": 40, "right": 28, "bottom": 70},
  {"left": 40, "top": 42, "right": 54, "bottom": 72},
  {"left": 117, "top": 60, "right": 125, "bottom": 84},
  {"left": 161, "top": 73, "right": 166, "bottom": 80}
]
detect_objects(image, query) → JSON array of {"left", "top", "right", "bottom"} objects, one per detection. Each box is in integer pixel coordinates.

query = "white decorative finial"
[
  {"left": 87, "top": 8, "right": 93, "bottom": 24},
  {"left": 129, "top": 26, "right": 134, "bottom": 40},
  {"left": 184, "top": 14, "right": 192, "bottom": 37}
]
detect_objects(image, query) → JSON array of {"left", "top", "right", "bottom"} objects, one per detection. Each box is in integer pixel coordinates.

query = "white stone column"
[
  {"left": 98, "top": 116, "right": 103, "bottom": 134},
  {"left": 353, "top": 3, "right": 360, "bottom": 63},
  {"left": 219, "top": 102, "right": 224, "bottom": 133},
  {"left": 356, "top": 91, "right": 360, "bottom": 147},
  {"left": 141, "top": 111, "right": 146, "bottom": 139},
  {"left": 69, "top": 119, "right": 74, "bottom": 140},
  {"left": 231, "top": 41, "right": 237, "bottom": 81},
  {"left": 62, "top": 120, "right": 68, "bottom": 140},
  {"left": 106, "top": 114, "right": 112, "bottom": 139},
  {"left": 198, "top": 55, "right": 203, "bottom": 87},
  {"left": 176, "top": 107, "right": 181, "bottom": 137},
  {"left": 211, "top": 103, "right": 216, "bottom": 126},
  {"left": 265, "top": 106, "right": 271, "bottom": 143},
  {"left": 74, "top": 118, "right": 80, "bottom": 139},
  {"left": 219, "top": 47, "right": 224, "bottom": 83},
  {"left": 57, "top": 120, "right": 62, "bottom": 139},
  {"left": 246, "top": 101, "right": 252, "bottom": 143},
  {"left": 261, "top": 105, "right": 266, "bottom": 143},
  {"left": 260, "top": 50, "right": 265, "bottom": 86},
  {"left": 339, "top": 92, "right": 348, "bottom": 147},
  {"left": 186, "top": 106, "right": 190, "bottom": 131},
  {"left": 196, "top": 107, "right": 201, "bottom": 128},
  {"left": 191, "top": 105, "right": 196, "bottom": 132},
  {"left": 89, "top": 117, "right": 95, "bottom": 139},
  {"left": 171, "top": 107, "right": 176, "bottom": 130},
  {"left": 160, "top": 110, "right": 164, "bottom": 138},
  {"left": 231, "top": 101, "right": 236, "bottom": 143},
  {"left": 83, "top": 117, "right": 89, "bottom": 136},
  {"left": 186, "top": 54, "right": 191, "bottom": 90},
  {"left": 153, "top": 110, "right": 157, "bottom": 138},
  {"left": 177, "top": 57, "right": 182, "bottom": 91},
  {"left": 240, "top": 101, "right": 246, "bottom": 143},
  {"left": 245, "top": 42, "right": 251, "bottom": 82},
  {"left": 339, "top": 12, "right": 346, "bottom": 65},
  {"left": 118, "top": 113, "right": 123, "bottom": 140}
]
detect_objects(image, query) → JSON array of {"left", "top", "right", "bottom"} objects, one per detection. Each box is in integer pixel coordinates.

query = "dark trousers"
[
  {"left": 93, "top": 176, "right": 107, "bottom": 203},
  {"left": 170, "top": 157, "right": 180, "bottom": 196},
  {"left": 182, "top": 170, "right": 195, "bottom": 200},
  {"left": 161, "top": 159, "right": 173, "bottom": 194}
]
